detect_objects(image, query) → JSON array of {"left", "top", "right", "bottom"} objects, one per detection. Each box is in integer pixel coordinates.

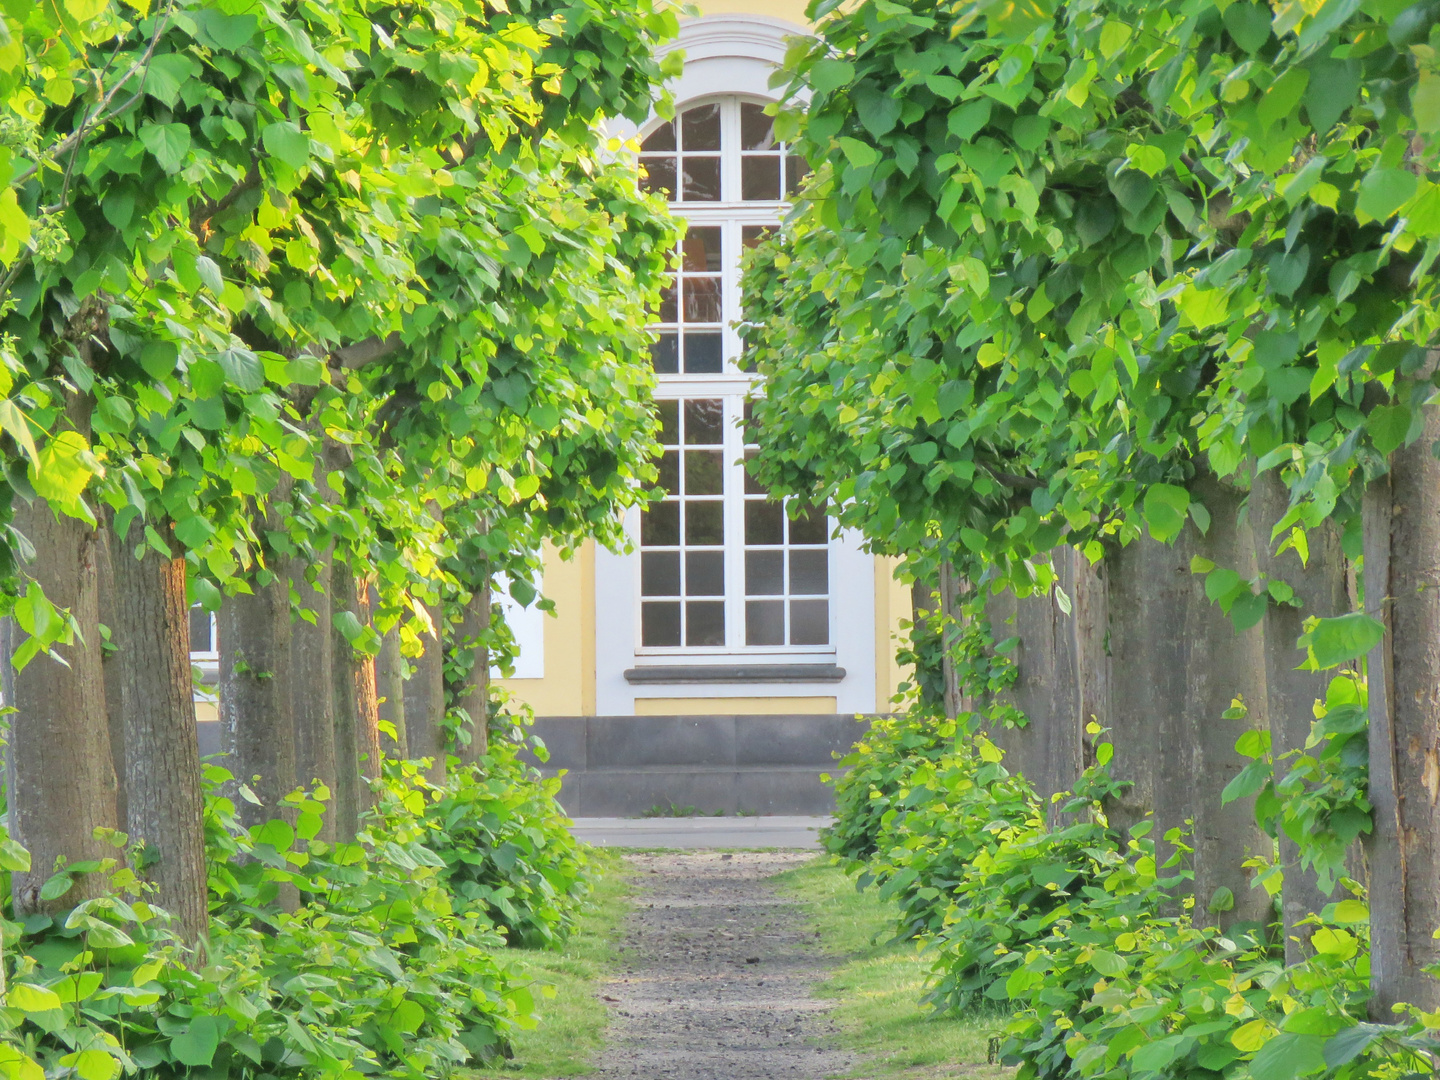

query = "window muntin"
[
  {"left": 639, "top": 100, "right": 808, "bottom": 205},
  {"left": 635, "top": 96, "right": 829, "bottom": 654}
]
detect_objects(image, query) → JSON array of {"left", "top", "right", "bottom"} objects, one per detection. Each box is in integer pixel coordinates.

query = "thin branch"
[{"left": 190, "top": 162, "right": 262, "bottom": 235}]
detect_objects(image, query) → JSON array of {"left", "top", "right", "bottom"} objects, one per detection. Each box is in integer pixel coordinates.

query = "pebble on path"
[{"left": 592, "top": 851, "right": 852, "bottom": 1080}]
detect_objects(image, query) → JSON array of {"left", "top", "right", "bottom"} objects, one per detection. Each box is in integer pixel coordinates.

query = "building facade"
[{"left": 494, "top": 2, "right": 914, "bottom": 815}]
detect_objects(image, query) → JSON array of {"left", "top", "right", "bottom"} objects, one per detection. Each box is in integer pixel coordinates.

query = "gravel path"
[{"left": 594, "top": 852, "right": 852, "bottom": 1080}]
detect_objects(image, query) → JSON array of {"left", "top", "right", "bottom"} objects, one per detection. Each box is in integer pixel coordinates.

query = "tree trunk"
[
  {"left": 96, "top": 527, "right": 127, "bottom": 830},
  {"left": 1250, "top": 470, "right": 1349, "bottom": 964},
  {"left": 1074, "top": 551, "right": 1109, "bottom": 770},
  {"left": 457, "top": 578, "right": 490, "bottom": 767},
  {"left": 1181, "top": 473, "right": 1272, "bottom": 931},
  {"left": 404, "top": 600, "right": 447, "bottom": 783},
  {"left": 938, "top": 560, "right": 964, "bottom": 719},
  {"left": 988, "top": 554, "right": 1083, "bottom": 820},
  {"left": 8, "top": 409, "right": 120, "bottom": 915},
  {"left": 331, "top": 560, "right": 381, "bottom": 838},
  {"left": 1363, "top": 403, "right": 1440, "bottom": 1014},
  {"left": 107, "top": 517, "right": 207, "bottom": 945},
  {"left": 291, "top": 552, "right": 336, "bottom": 839},
  {"left": 376, "top": 624, "right": 408, "bottom": 759},
  {"left": 1103, "top": 533, "right": 1193, "bottom": 874},
  {"left": 218, "top": 574, "right": 296, "bottom": 832}
]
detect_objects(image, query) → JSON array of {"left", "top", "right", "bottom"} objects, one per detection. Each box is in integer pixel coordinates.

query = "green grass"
[
  {"left": 772, "top": 858, "right": 1013, "bottom": 1080},
  {"left": 466, "top": 849, "right": 631, "bottom": 1078}
]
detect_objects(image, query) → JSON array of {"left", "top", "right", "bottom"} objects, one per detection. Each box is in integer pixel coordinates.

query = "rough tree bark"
[
  {"left": 456, "top": 577, "right": 490, "bottom": 767},
  {"left": 8, "top": 395, "right": 120, "bottom": 915},
  {"left": 107, "top": 517, "right": 207, "bottom": 945},
  {"left": 96, "top": 528, "right": 127, "bottom": 829},
  {"left": 937, "top": 560, "right": 964, "bottom": 719},
  {"left": 1250, "top": 470, "right": 1349, "bottom": 964},
  {"left": 988, "top": 553, "right": 1083, "bottom": 821},
  {"left": 331, "top": 560, "right": 381, "bottom": 839},
  {"left": 404, "top": 600, "right": 447, "bottom": 783},
  {"left": 291, "top": 552, "right": 336, "bottom": 838},
  {"left": 1181, "top": 473, "right": 1272, "bottom": 931},
  {"left": 1103, "top": 533, "right": 1196, "bottom": 876},
  {"left": 1363, "top": 401, "right": 1440, "bottom": 1015},
  {"left": 1073, "top": 552, "right": 1109, "bottom": 769},
  {"left": 376, "top": 624, "right": 408, "bottom": 760}
]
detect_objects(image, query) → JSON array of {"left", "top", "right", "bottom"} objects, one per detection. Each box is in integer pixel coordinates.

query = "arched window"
[{"left": 633, "top": 96, "right": 822, "bottom": 652}]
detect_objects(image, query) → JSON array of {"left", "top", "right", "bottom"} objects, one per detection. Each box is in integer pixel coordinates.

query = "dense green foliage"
[
  {"left": 0, "top": 739, "right": 590, "bottom": 1080},
  {"left": 826, "top": 715, "right": 1440, "bottom": 1080}
]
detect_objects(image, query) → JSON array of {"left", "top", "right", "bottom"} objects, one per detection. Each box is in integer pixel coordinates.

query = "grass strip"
[
  {"left": 467, "top": 848, "right": 631, "bottom": 1078},
  {"left": 773, "top": 857, "right": 1012, "bottom": 1080}
]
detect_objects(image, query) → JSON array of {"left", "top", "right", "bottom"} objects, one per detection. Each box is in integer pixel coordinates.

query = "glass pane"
[
  {"left": 683, "top": 399, "right": 724, "bottom": 444},
  {"left": 641, "top": 501, "right": 679, "bottom": 545},
  {"left": 741, "top": 156, "right": 781, "bottom": 201},
  {"left": 684, "top": 501, "right": 724, "bottom": 545},
  {"left": 740, "top": 102, "right": 776, "bottom": 150},
  {"left": 686, "top": 601, "right": 726, "bottom": 646},
  {"left": 650, "top": 333, "right": 678, "bottom": 374},
  {"left": 746, "top": 600, "right": 784, "bottom": 646},
  {"left": 789, "top": 550, "right": 828, "bottom": 595},
  {"left": 743, "top": 449, "right": 765, "bottom": 494},
  {"left": 658, "top": 281, "right": 676, "bottom": 323},
  {"left": 785, "top": 154, "right": 811, "bottom": 198},
  {"left": 745, "top": 500, "right": 783, "bottom": 545},
  {"left": 680, "top": 103, "right": 721, "bottom": 150},
  {"left": 189, "top": 607, "right": 212, "bottom": 652},
  {"left": 642, "top": 121, "right": 676, "bottom": 151},
  {"left": 683, "top": 333, "right": 723, "bottom": 374},
  {"left": 681, "top": 156, "right": 721, "bottom": 201},
  {"left": 742, "top": 225, "right": 774, "bottom": 249},
  {"left": 686, "top": 551, "right": 724, "bottom": 596},
  {"left": 642, "top": 601, "right": 681, "bottom": 646},
  {"left": 655, "top": 449, "right": 679, "bottom": 493},
  {"left": 682, "top": 227, "right": 723, "bottom": 272},
  {"left": 745, "top": 551, "right": 783, "bottom": 595},
  {"left": 657, "top": 399, "right": 679, "bottom": 444},
  {"left": 789, "top": 505, "right": 828, "bottom": 545},
  {"left": 682, "top": 276, "right": 722, "bottom": 323},
  {"left": 641, "top": 552, "right": 680, "bottom": 596},
  {"left": 639, "top": 155, "right": 675, "bottom": 199},
  {"left": 790, "top": 600, "right": 829, "bottom": 645},
  {"left": 684, "top": 449, "right": 723, "bottom": 495}
]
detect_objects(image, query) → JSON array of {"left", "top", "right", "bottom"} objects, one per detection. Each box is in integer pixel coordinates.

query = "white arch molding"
[{"left": 605, "top": 14, "right": 811, "bottom": 146}]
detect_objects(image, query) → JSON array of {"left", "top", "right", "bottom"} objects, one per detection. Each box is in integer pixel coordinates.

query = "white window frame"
[{"left": 594, "top": 15, "right": 877, "bottom": 715}]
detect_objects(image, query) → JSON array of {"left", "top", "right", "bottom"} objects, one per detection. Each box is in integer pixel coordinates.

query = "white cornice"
[{"left": 661, "top": 14, "right": 811, "bottom": 61}]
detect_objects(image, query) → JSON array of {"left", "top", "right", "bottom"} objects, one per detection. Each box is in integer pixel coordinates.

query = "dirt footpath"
[{"left": 594, "top": 851, "right": 851, "bottom": 1080}]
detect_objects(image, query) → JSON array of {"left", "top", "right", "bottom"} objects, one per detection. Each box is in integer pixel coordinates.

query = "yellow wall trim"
[{"left": 634, "top": 696, "right": 838, "bottom": 715}]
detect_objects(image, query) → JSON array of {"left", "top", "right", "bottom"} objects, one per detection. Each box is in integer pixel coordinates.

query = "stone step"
[{"left": 542, "top": 765, "right": 837, "bottom": 818}]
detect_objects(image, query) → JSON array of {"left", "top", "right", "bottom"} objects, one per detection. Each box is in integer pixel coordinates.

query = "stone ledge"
[{"left": 622, "top": 663, "right": 846, "bottom": 684}]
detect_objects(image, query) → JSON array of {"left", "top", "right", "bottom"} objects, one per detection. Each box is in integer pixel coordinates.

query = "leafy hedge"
[
  {"left": 828, "top": 713, "right": 1440, "bottom": 1080},
  {"left": 0, "top": 737, "right": 587, "bottom": 1080}
]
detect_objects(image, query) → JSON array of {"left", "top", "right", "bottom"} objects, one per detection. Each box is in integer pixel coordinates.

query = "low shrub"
[{"left": 0, "top": 738, "right": 592, "bottom": 1080}]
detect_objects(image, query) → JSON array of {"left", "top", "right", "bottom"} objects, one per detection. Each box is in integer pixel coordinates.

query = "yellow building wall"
[
  {"left": 494, "top": 542, "right": 595, "bottom": 717},
  {"left": 636, "top": 696, "right": 837, "bottom": 715},
  {"left": 874, "top": 556, "right": 912, "bottom": 713},
  {"left": 695, "top": 0, "right": 811, "bottom": 22}
]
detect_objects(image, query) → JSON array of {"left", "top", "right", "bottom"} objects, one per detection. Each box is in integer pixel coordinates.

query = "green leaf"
[
  {"left": 1258, "top": 68, "right": 1310, "bottom": 129},
  {"left": 194, "top": 255, "right": 224, "bottom": 294},
  {"left": 1176, "top": 286, "right": 1229, "bottom": 329},
  {"left": 1089, "top": 948, "right": 1127, "bottom": 975},
  {"left": 1132, "top": 1036, "right": 1182, "bottom": 1073},
  {"left": 947, "top": 99, "right": 992, "bottom": 141},
  {"left": 142, "top": 53, "right": 199, "bottom": 108},
  {"left": 1303, "top": 57, "right": 1361, "bottom": 133},
  {"left": 171, "top": 1015, "right": 222, "bottom": 1068},
  {"left": 262, "top": 122, "right": 311, "bottom": 170},
  {"left": 1222, "top": 759, "right": 1271, "bottom": 804},
  {"left": 1357, "top": 167, "right": 1418, "bottom": 222},
  {"left": 1306, "top": 613, "right": 1383, "bottom": 669},
  {"left": 218, "top": 348, "right": 265, "bottom": 392},
  {"left": 1207, "top": 885, "right": 1234, "bottom": 913},
  {"left": 1414, "top": 71, "right": 1440, "bottom": 133},
  {"left": 1323, "top": 1024, "right": 1387, "bottom": 1067},
  {"left": 192, "top": 10, "right": 258, "bottom": 50},
  {"left": 1330, "top": 898, "right": 1368, "bottom": 923},
  {"left": 139, "top": 123, "right": 191, "bottom": 174},
  {"left": 809, "top": 59, "right": 855, "bottom": 95},
  {"left": 1368, "top": 403, "right": 1414, "bottom": 456},
  {"left": 1142, "top": 483, "right": 1190, "bottom": 542},
  {"left": 837, "top": 137, "right": 879, "bottom": 169},
  {"left": 1249, "top": 1032, "right": 1327, "bottom": 1080},
  {"left": 391, "top": 999, "right": 425, "bottom": 1034},
  {"left": 1223, "top": 2, "right": 1272, "bottom": 52},
  {"left": 0, "top": 400, "right": 39, "bottom": 466},
  {"left": 7, "top": 983, "right": 63, "bottom": 1012},
  {"left": 139, "top": 341, "right": 178, "bottom": 379}
]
